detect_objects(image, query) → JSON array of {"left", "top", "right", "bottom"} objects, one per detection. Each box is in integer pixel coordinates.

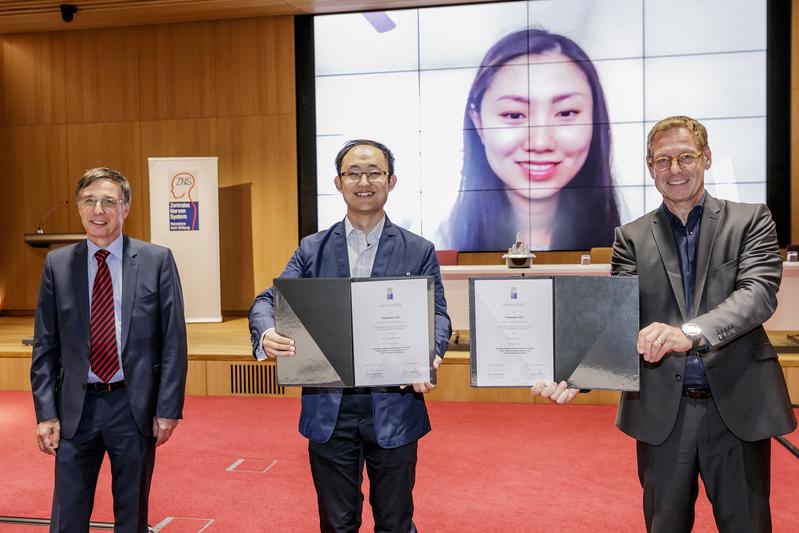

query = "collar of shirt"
[
  {"left": 344, "top": 215, "right": 385, "bottom": 249},
  {"left": 344, "top": 215, "right": 385, "bottom": 278},
  {"left": 87, "top": 233, "right": 124, "bottom": 262},
  {"left": 662, "top": 191, "right": 706, "bottom": 230}
]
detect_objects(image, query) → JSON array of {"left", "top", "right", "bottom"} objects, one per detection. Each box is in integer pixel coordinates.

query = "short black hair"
[{"left": 334, "top": 139, "right": 395, "bottom": 176}]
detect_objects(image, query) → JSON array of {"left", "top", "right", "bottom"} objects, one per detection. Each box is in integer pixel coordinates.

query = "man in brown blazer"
[{"left": 608, "top": 116, "right": 796, "bottom": 532}]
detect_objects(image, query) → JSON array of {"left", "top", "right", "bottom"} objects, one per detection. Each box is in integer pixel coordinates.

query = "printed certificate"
[
  {"left": 351, "top": 278, "right": 431, "bottom": 386},
  {"left": 471, "top": 278, "right": 554, "bottom": 386}
]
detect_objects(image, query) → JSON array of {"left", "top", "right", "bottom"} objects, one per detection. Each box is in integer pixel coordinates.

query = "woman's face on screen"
[{"left": 471, "top": 52, "right": 594, "bottom": 201}]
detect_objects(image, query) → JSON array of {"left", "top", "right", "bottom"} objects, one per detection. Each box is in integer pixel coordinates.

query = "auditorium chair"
[{"left": 435, "top": 249, "right": 459, "bottom": 266}]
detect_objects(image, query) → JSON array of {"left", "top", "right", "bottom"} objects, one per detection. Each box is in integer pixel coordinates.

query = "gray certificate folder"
[
  {"left": 274, "top": 277, "right": 436, "bottom": 387},
  {"left": 552, "top": 276, "right": 639, "bottom": 390},
  {"left": 470, "top": 276, "right": 639, "bottom": 391}
]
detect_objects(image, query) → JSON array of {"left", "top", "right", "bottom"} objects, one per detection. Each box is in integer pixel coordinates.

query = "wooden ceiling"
[{"left": 0, "top": 0, "right": 498, "bottom": 34}]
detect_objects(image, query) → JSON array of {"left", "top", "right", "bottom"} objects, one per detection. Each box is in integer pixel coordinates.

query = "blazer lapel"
[
  {"left": 692, "top": 195, "right": 722, "bottom": 317},
  {"left": 72, "top": 241, "right": 90, "bottom": 353},
  {"left": 331, "top": 221, "right": 351, "bottom": 278},
  {"left": 120, "top": 235, "right": 139, "bottom": 354},
  {"left": 651, "top": 209, "right": 688, "bottom": 320},
  {"left": 371, "top": 217, "right": 397, "bottom": 278}
]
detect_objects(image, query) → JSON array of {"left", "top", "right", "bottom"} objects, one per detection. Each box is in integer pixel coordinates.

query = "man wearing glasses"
[
  {"left": 249, "top": 140, "right": 451, "bottom": 532},
  {"left": 31, "top": 167, "right": 187, "bottom": 532},
  {"left": 608, "top": 116, "right": 796, "bottom": 531}
]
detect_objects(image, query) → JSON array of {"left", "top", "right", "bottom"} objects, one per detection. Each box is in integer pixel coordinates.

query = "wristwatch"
[{"left": 681, "top": 322, "right": 703, "bottom": 350}]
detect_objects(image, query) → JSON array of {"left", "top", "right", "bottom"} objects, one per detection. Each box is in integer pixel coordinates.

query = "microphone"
[{"left": 36, "top": 200, "right": 69, "bottom": 234}]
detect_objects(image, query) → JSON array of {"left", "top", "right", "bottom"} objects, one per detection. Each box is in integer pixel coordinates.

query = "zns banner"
[{"left": 148, "top": 157, "right": 221, "bottom": 323}]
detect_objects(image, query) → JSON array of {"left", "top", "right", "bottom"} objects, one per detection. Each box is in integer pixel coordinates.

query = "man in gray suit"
[
  {"left": 609, "top": 116, "right": 796, "bottom": 532},
  {"left": 31, "top": 167, "right": 188, "bottom": 532}
]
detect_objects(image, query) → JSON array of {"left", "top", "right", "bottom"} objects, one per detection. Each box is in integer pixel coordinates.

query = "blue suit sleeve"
[
  {"left": 248, "top": 246, "right": 306, "bottom": 359},
  {"left": 31, "top": 253, "right": 60, "bottom": 423},
  {"left": 156, "top": 249, "right": 188, "bottom": 420},
  {"left": 420, "top": 245, "right": 451, "bottom": 357}
]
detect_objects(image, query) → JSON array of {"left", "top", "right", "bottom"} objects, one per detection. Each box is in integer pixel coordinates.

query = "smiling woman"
[{"left": 439, "top": 28, "right": 620, "bottom": 252}]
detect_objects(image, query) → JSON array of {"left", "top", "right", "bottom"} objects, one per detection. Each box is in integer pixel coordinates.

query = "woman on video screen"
[{"left": 440, "top": 28, "right": 620, "bottom": 251}]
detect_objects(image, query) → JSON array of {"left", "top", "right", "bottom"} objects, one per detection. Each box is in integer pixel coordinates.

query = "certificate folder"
[
  {"left": 470, "top": 276, "right": 639, "bottom": 391},
  {"left": 274, "top": 276, "right": 435, "bottom": 387}
]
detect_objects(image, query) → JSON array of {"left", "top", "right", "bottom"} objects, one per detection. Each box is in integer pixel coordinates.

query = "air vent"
[{"left": 230, "top": 363, "right": 285, "bottom": 395}]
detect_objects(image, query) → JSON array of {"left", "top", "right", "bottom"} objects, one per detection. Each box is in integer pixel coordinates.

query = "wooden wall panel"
[
  {"left": 792, "top": 0, "right": 799, "bottom": 244},
  {"left": 218, "top": 114, "right": 298, "bottom": 293},
  {"left": 138, "top": 22, "right": 217, "bottom": 120},
  {"left": 0, "top": 33, "right": 65, "bottom": 127},
  {"left": 187, "top": 360, "right": 207, "bottom": 396},
  {"left": 219, "top": 184, "right": 255, "bottom": 311},
  {"left": 215, "top": 16, "right": 295, "bottom": 116},
  {"left": 140, "top": 118, "right": 218, "bottom": 157},
  {"left": 63, "top": 27, "right": 140, "bottom": 124},
  {"left": 1, "top": 16, "right": 296, "bottom": 311},
  {"left": 66, "top": 122, "right": 145, "bottom": 238},
  {"left": 0, "top": 358, "right": 32, "bottom": 390},
  {"left": 0, "top": 125, "right": 69, "bottom": 310}
]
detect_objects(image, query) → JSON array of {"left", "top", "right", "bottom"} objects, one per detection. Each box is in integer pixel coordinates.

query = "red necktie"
[{"left": 89, "top": 249, "right": 120, "bottom": 382}]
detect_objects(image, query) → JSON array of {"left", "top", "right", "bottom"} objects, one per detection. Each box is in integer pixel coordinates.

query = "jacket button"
[{"left": 675, "top": 374, "right": 682, "bottom": 382}]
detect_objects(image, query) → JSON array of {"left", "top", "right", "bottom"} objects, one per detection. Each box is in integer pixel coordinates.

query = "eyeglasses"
[
  {"left": 650, "top": 152, "right": 704, "bottom": 172},
  {"left": 339, "top": 170, "right": 389, "bottom": 182},
  {"left": 78, "top": 197, "right": 125, "bottom": 210}
]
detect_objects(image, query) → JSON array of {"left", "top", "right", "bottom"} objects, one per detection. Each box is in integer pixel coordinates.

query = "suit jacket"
[
  {"left": 249, "top": 217, "right": 452, "bottom": 448},
  {"left": 31, "top": 235, "right": 188, "bottom": 439},
  {"left": 611, "top": 194, "right": 796, "bottom": 445}
]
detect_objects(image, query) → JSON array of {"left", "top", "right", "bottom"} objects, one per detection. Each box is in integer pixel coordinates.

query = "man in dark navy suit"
[
  {"left": 31, "top": 167, "right": 187, "bottom": 532},
  {"left": 249, "top": 140, "right": 451, "bottom": 532}
]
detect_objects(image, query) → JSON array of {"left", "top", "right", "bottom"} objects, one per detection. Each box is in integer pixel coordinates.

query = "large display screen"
[{"left": 299, "top": 0, "right": 788, "bottom": 252}]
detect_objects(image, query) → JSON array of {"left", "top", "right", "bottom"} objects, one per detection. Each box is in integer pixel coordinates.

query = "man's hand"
[
  {"left": 262, "top": 329, "right": 295, "bottom": 358},
  {"left": 410, "top": 355, "right": 442, "bottom": 394},
  {"left": 152, "top": 417, "right": 179, "bottom": 447},
  {"left": 637, "top": 322, "right": 693, "bottom": 363},
  {"left": 531, "top": 381, "right": 579, "bottom": 404},
  {"left": 36, "top": 418, "right": 60, "bottom": 456}
]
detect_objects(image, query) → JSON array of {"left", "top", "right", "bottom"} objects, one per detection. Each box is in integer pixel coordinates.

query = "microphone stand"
[{"left": 35, "top": 200, "right": 69, "bottom": 234}]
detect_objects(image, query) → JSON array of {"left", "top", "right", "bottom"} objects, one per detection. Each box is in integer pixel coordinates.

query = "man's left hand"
[
  {"left": 152, "top": 417, "right": 179, "bottom": 447},
  {"left": 409, "top": 355, "right": 442, "bottom": 394},
  {"left": 638, "top": 322, "right": 692, "bottom": 363}
]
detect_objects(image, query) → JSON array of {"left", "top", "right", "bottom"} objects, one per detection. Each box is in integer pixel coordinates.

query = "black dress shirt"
[{"left": 663, "top": 196, "right": 709, "bottom": 387}]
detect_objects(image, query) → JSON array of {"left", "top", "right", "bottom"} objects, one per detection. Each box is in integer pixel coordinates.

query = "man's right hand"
[
  {"left": 531, "top": 381, "right": 579, "bottom": 404},
  {"left": 262, "top": 329, "right": 295, "bottom": 357},
  {"left": 37, "top": 418, "right": 60, "bottom": 456}
]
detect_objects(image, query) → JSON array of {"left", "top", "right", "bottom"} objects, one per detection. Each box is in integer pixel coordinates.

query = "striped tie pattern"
[{"left": 89, "top": 249, "right": 120, "bottom": 382}]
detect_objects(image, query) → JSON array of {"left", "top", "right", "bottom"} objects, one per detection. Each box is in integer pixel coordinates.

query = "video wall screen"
[{"left": 305, "top": 0, "right": 781, "bottom": 252}]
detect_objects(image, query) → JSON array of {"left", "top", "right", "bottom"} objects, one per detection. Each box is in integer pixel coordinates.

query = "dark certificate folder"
[
  {"left": 470, "top": 276, "right": 639, "bottom": 391},
  {"left": 273, "top": 276, "right": 435, "bottom": 387}
]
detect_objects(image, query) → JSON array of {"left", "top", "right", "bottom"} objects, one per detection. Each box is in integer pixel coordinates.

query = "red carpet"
[{"left": 0, "top": 392, "right": 797, "bottom": 532}]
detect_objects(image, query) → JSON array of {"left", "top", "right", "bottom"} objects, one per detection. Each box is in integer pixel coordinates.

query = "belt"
[
  {"left": 86, "top": 380, "right": 126, "bottom": 393},
  {"left": 682, "top": 386, "right": 712, "bottom": 400},
  {"left": 343, "top": 386, "right": 403, "bottom": 395}
]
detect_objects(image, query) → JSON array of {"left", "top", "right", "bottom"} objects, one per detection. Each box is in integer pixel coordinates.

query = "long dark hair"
[{"left": 442, "top": 28, "right": 620, "bottom": 251}]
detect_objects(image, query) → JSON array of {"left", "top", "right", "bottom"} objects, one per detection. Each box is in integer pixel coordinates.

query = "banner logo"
[{"left": 169, "top": 171, "right": 199, "bottom": 231}]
